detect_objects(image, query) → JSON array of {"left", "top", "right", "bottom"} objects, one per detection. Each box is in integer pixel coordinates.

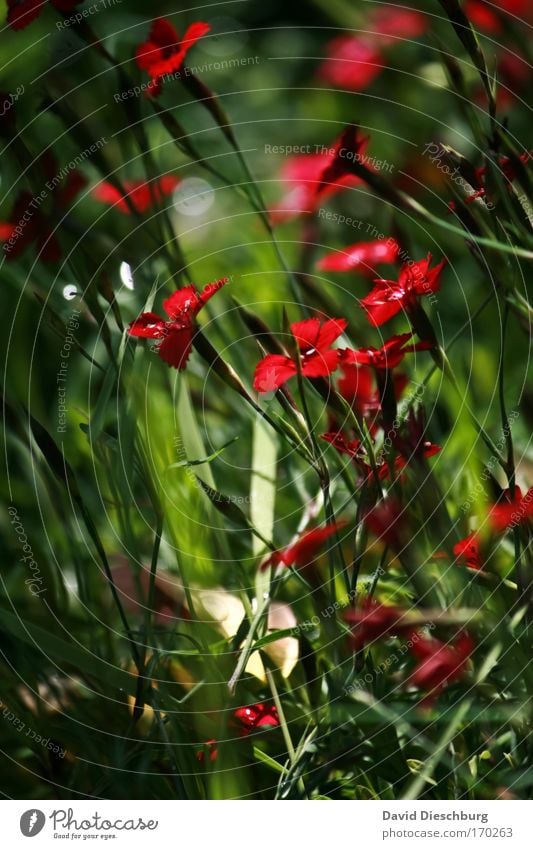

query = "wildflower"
[
  {"left": 337, "top": 363, "right": 408, "bottom": 423},
  {"left": 318, "top": 125, "right": 371, "bottom": 192},
  {"left": 127, "top": 277, "right": 228, "bottom": 369},
  {"left": 0, "top": 153, "right": 86, "bottom": 262},
  {"left": 253, "top": 317, "right": 347, "bottom": 392},
  {"left": 260, "top": 523, "right": 343, "bottom": 571},
  {"left": 342, "top": 333, "right": 432, "bottom": 370},
  {"left": 317, "top": 238, "right": 400, "bottom": 274},
  {"left": 489, "top": 486, "right": 533, "bottom": 532},
  {"left": 367, "top": 7, "right": 427, "bottom": 44},
  {"left": 453, "top": 533, "right": 483, "bottom": 570},
  {"left": 344, "top": 599, "right": 409, "bottom": 650},
  {"left": 270, "top": 128, "right": 369, "bottom": 223},
  {"left": 92, "top": 175, "right": 180, "bottom": 215},
  {"left": 361, "top": 254, "right": 446, "bottom": 327},
  {"left": 337, "top": 363, "right": 379, "bottom": 414},
  {"left": 407, "top": 631, "right": 474, "bottom": 698},
  {"left": 234, "top": 703, "right": 279, "bottom": 732},
  {"left": 464, "top": 1, "right": 503, "bottom": 31},
  {"left": 318, "top": 37, "right": 384, "bottom": 91},
  {"left": 465, "top": 0, "right": 530, "bottom": 32},
  {"left": 135, "top": 17, "right": 210, "bottom": 98},
  {"left": 6, "top": 0, "right": 82, "bottom": 30},
  {"left": 318, "top": 8, "right": 426, "bottom": 91}
]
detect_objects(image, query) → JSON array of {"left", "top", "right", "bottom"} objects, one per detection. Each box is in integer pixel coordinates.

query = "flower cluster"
[{"left": 318, "top": 7, "right": 427, "bottom": 91}]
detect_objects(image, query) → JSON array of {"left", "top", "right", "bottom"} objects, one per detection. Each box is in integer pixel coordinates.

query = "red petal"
[
  {"left": 464, "top": 1, "right": 502, "bottom": 31},
  {"left": 135, "top": 39, "right": 164, "bottom": 74},
  {"left": 253, "top": 354, "right": 296, "bottom": 392},
  {"left": 158, "top": 175, "right": 180, "bottom": 195},
  {"left": 301, "top": 348, "right": 340, "bottom": 378},
  {"left": 369, "top": 8, "right": 427, "bottom": 42},
  {"left": 127, "top": 181, "right": 154, "bottom": 213},
  {"left": 92, "top": 182, "right": 130, "bottom": 214},
  {"left": 318, "top": 125, "right": 370, "bottom": 192},
  {"left": 163, "top": 286, "right": 201, "bottom": 319},
  {"left": 290, "top": 318, "right": 322, "bottom": 352},
  {"left": 453, "top": 533, "right": 482, "bottom": 569},
  {"left": 139, "top": 22, "right": 209, "bottom": 80},
  {"left": 181, "top": 21, "right": 211, "bottom": 50},
  {"left": 410, "top": 255, "right": 447, "bottom": 296},
  {"left": 318, "top": 36, "right": 384, "bottom": 91},
  {"left": 127, "top": 313, "right": 166, "bottom": 338},
  {"left": 157, "top": 325, "right": 195, "bottom": 370},
  {"left": 198, "top": 276, "right": 229, "bottom": 307},
  {"left": 362, "top": 296, "right": 403, "bottom": 327},
  {"left": 149, "top": 17, "right": 180, "bottom": 48},
  {"left": 318, "top": 239, "right": 399, "bottom": 272},
  {"left": 284, "top": 523, "right": 344, "bottom": 567},
  {"left": 316, "top": 317, "right": 348, "bottom": 350},
  {"left": 0, "top": 223, "right": 15, "bottom": 240}
]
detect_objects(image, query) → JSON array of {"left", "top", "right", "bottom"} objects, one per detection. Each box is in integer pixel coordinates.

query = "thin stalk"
[{"left": 266, "top": 666, "right": 308, "bottom": 798}]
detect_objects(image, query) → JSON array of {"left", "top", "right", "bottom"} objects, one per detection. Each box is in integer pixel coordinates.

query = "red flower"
[
  {"left": 92, "top": 176, "right": 180, "bottom": 215},
  {"left": 342, "top": 333, "right": 432, "bottom": 370},
  {"left": 6, "top": 0, "right": 81, "bottom": 30},
  {"left": 465, "top": 0, "right": 530, "bottom": 32},
  {"left": 318, "top": 37, "right": 384, "bottom": 91},
  {"left": 335, "top": 364, "right": 408, "bottom": 443},
  {"left": 407, "top": 631, "right": 474, "bottom": 698},
  {"left": 344, "top": 599, "right": 409, "bottom": 651},
  {"left": 362, "top": 254, "right": 446, "bottom": 327},
  {"left": 367, "top": 7, "right": 427, "bottom": 44},
  {"left": 135, "top": 17, "right": 210, "bottom": 98},
  {"left": 318, "top": 125, "right": 371, "bottom": 193},
  {"left": 234, "top": 703, "right": 279, "bottom": 733},
  {"left": 270, "top": 128, "right": 369, "bottom": 223},
  {"left": 489, "top": 486, "right": 533, "bottom": 532},
  {"left": 453, "top": 533, "right": 483, "bottom": 570},
  {"left": 337, "top": 363, "right": 378, "bottom": 413},
  {"left": 0, "top": 153, "right": 86, "bottom": 263},
  {"left": 464, "top": 1, "right": 503, "bottom": 31},
  {"left": 261, "top": 523, "right": 344, "bottom": 571},
  {"left": 317, "top": 238, "right": 400, "bottom": 274},
  {"left": 318, "top": 8, "right": 426, "bottom": 91},
  {"left": 253, "top": 317, "right": 347, "bottom": 392},
  {"left": 127, "top": 277, "right": 228, "bottom": 370}
]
